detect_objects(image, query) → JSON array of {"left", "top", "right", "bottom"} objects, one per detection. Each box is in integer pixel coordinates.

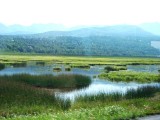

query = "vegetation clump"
[
  {"left": 71, "top": 64, "right": 90, "bottom": 69},
  {"left": 98, "top": 71, "right": 160, "bottom": 82},
  {"left": 0, "top": 80, "right": 57, "bottom": 117},
  {"left": 104, "top": 65, "right": 127, "bottom": 72},
  {"left": 65, "top": 67, "right": 71, "bottom": 71},
  {"left": 0, "top": 74, "right": 91, "bottom": 89},
  {"left": 53, "top": 67, "right": 62, "bottom": 72},
  {"left": 0, "top": 63, "right": 5, "bottom": 70}
]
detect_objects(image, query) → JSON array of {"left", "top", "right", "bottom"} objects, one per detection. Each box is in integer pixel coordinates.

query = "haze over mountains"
[
  {"left": 0, "top": 23, "right": 160, "bottom": 57},
  {"left": 0, "top": 23, "right": 160, "bottom": 36}
]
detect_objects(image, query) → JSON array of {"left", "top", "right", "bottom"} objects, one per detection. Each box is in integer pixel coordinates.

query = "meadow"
[{"left": 0, "top": 54, "right": 160, "bottom": 65}]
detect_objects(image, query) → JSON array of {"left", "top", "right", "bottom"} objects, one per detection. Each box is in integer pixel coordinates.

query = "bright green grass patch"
[
  {"left": 70, "top": 64, "right": 90, "bottom": 69},
  {"left": 0, "top": 74, "right": 91, "bottom": 89},
  {"left": 98, "top": 71, "right": 160, "bottom": 82}
]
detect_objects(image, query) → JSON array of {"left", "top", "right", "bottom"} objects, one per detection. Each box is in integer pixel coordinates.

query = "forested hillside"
[{"left": 0, "top": 25, "right": 160, "bottom": 56}]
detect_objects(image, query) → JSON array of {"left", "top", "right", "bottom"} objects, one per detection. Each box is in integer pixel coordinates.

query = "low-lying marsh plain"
[{"left": 0, "top": 55, "right": 160, "bottom": 120}]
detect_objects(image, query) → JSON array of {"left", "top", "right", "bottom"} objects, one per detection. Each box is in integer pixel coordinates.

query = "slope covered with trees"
[{"left": 0, "top": 25, "right": 160, "bottom": 56}]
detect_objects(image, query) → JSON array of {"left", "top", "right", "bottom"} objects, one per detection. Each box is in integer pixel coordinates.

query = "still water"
[{"left": 0, "top": 62, "right": 160, "bottom": 100}]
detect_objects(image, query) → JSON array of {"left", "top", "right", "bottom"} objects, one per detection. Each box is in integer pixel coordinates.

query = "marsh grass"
[
  {"left": 65, "top": 67, "right": 71, "bottom": 71},
  {"left": 0, "top": 74, "right": 91, "bottom": 89},
  {"left": 57, "top": 98, "right": 72, "bottom": 110},
  {"left": 99, "top": 71, "right": 160, "bottom": 82},
  {"left": 70, "top": 64, "right": 90, "bottom": 69},
  {"left": 0, "top": 80, "right": 58, "bottom": 117},
  {"left": 125, "top": 86, "right": 160, "bottom": 99},
  {"left": 104, "top": 65, "right": 127, "bottom": 72},
  {"left": 76, "top": 86, "right": 160, "bottom": 103},
  {"left": 0, "top": 63, "right": 5, "bottom": 70}
]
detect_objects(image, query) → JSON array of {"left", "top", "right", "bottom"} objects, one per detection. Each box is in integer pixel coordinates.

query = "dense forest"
[{"left": 0, "top": 25, "right": 160, "bottom": 56}]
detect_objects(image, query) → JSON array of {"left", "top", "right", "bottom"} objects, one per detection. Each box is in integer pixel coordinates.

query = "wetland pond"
[{"left": 0, "top": 62, "right": 160, "bottom": 100}]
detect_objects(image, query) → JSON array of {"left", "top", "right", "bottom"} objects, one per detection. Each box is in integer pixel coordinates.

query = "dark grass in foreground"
[
  {"left": 0, "top": 80, "right": 58, "bottom": 117},
  {"left": 0, "top": 74, "right": 91, "bottom": 89},
  {"left": 99, "top": 71, "right": 160, "bottom": 82}
]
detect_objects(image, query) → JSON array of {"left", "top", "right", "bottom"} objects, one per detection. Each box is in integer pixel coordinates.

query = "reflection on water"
[
  {"left": 0, "top": 63, "right": 160, "bottom": 100},
  {"left": 0, "top": 63, "right": 103, "bottom": 76},
  {"left": 56, "top": 78, "right": 160, "bottom": 101}
]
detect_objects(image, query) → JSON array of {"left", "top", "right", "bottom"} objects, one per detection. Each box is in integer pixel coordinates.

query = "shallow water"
[
  {"left": 127, "top": 65, "right": 160, "bottom": 73},
  {"left": 0, "top": 63, "right": 160, "bottom": 100}
]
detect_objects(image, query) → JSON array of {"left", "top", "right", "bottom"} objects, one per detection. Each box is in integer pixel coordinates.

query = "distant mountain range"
[
  {"left": 0, "top": 24, "right": 160, "bottom": 56},
  {"left": 0, "top": 23, "right": 160, "bottom": 36},
  {"left": 0, "top": 23, "right": 66, "bottom": 35},
  {"left": 35, "top": 25, "right": 154, "bottom": 37}
]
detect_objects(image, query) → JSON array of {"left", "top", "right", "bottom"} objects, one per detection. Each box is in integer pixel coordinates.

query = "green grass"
[
  {"left": 70, "top": 64, "right": 90, "bottom": 69},
  {"left": 0, "top": 55, "right": 160, "bottom": 65},
  {"left": 104, "top": 65, "right": 127, "bottom": 72},
  {"left": 0, "top": 74, "right": 91, "bottom": 89},
  {"left": 99, "top": 71, "right": 160, "bottom": 82},
  {"left": 76, "top": 86, "right": 160, "bottom": 102},
  {"left": 0, "top": 80, "right": 59, "bottom": 118}
]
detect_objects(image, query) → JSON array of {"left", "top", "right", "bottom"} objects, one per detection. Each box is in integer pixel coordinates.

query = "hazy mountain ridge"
[
  {"left": 0, "top": 23, "right": 160, "bottom": 36},
  {"left": 0, "top": 23, "right": 66, "bottom": 35},
  {"left": 36, "top": 25, "right": 154, "bottom": 37}
]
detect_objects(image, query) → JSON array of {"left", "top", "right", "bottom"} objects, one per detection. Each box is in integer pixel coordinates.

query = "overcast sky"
[{"left": 0, "top": 0, "right": 159, "bottom": 27}]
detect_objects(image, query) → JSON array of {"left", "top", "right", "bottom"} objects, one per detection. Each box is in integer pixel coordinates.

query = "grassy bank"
[
  {"left": 99, "top": 71, "right": 160, "bottom": 82},
  {"left": 0, "top": 74, "right": 91, "bottom": 89}
]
